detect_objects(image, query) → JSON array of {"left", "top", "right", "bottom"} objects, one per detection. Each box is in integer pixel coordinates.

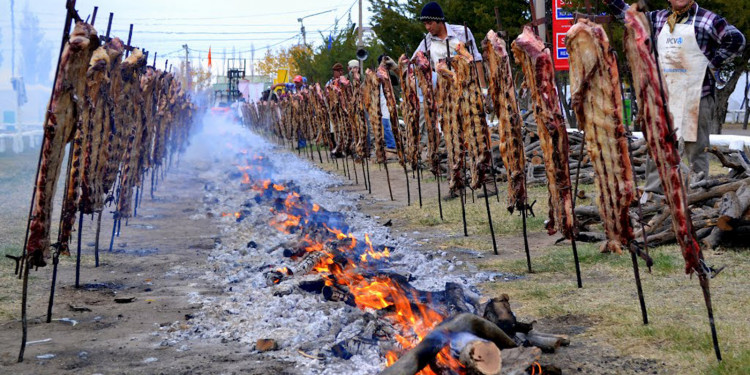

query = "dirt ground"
[
  {"left": 0, "top": 154, "right": 291, "bottom": 374},
  {"left": 1, "top": 132, "right": 749, "bottom": 374}
]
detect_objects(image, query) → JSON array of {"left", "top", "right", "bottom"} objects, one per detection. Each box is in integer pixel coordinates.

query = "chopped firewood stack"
[{"left": 25, "top": 21, "right": 196, "bottom": 268}]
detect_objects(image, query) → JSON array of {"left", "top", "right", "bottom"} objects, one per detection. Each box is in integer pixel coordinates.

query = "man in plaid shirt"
[{"left": 605, "top": 0, "right": 745, "bottom": 190}]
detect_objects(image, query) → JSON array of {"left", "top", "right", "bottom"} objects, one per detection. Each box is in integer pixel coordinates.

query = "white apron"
[{"left": 657, "top": 6, "right": 710, "bottom": 142}]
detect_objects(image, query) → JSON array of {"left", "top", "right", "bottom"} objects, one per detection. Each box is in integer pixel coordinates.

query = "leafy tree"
[
  {"left": 256, "top": 46, "right": 301, "bottom": 78},
  {"left": 369, "top": 0, "right": 531, "bottom": 59},
  {"left": 291, "top": 23, "right": 384, "bottom": 85},
  {"left": 20, "top": 3, "right": 51, "bottom": 84}
]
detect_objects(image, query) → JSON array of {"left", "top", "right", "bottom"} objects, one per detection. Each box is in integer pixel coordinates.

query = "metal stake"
[
  {"left": 94, "top": 210, "right": 102, "bottom": 267},
  {"left": 482, "top": 182, "right": 498, "bottom": 255},
  {"left": 75, "top": 212, "right": 83, "bottom": 288}
]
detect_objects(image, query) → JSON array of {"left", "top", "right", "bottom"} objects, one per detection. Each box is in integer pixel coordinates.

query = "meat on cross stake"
[
  {"left": 483, "top": 30, "right": 527, "bottom": 213},
  {"left": 566, "top": 19, "right": 636, "bottom": 254},
  {"left": 27, "top": 22, "right": 99, "bottom": 266},
  {"left": 623, "top": 6, "right": 701, "bottom": 274},
  {"left": 412, "top": 51, "right": 442, "bottom": 176},
  {"left": 512, "top": 26, "right": 577, "bottom": 240},
  {"left": 436, "top": 60, "right": 465, "bottom": 193},
  {"left": 363, "top": 69, "right": 387, "bottom": 164},
  {"left": 398, "top": 54, "right": 422, "bottom": 171}
]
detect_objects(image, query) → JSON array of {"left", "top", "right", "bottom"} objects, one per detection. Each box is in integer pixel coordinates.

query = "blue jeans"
[{"left": 383, "top": 118, "right": 396, "bottom": 149}]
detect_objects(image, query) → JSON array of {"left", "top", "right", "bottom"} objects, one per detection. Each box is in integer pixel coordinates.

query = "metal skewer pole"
[
  {"left": 496, "top": 6, "right": 533, "bottom": 270},
  {"left": 411, "top": 61, "right": 423, "bottom": 207},
  {"left": 464, "top": 24, "right": 497, "bottom": 254},
  {"left": 423, "top": 37, "right": 444, "bottom": 220},
  {"left": 611, "top": 48, "right": 650, "bottom": 325},
  {"left": 645, "top": 8, "right": 720, "bottom": 359},
  {"left": 18, "top": 0, "right": 77, "bottom": 362},
  {"left": 445, "top": 38, "right": 468, "bottom": 235}
]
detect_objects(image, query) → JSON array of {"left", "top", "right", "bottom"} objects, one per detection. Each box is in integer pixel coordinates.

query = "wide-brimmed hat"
[{"left": 419, "top": 2, "right": 445, "bottom": 22}]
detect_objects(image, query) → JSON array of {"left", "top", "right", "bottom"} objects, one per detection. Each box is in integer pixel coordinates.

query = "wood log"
[
  {"left": 499, "top": 347, "right": 542, "bottom": 375},
  {"left": 528, "top": 332, "right": 570, "bottom": 346},
  {"left": 293, "top": 251, "right": 329, "bottom": 276},
  {"left": 380, "top": 314, "right": 516, "bottom": 375},
  {"left": 482, "top": 294, "right": 516, "bottom": 336},
  {"left": 450, "top": 332, "right": 502, "bottom": 375},
  {"left": 687, "top": 177, "right": 750, "bottom": 205},
  {"left": 718, "top": 184, "right": 750, "bottom": 231},
  {"left": 516, "top": 331, "right": 561, "bottom": 353}
]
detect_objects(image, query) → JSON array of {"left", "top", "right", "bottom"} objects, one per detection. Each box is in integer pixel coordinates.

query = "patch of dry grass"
[
  {"left": 480, "top": 242, "right": 750, "bottom": 375},
  {"left": 377, "top": 168, "right": 750, "bottom": 374}
]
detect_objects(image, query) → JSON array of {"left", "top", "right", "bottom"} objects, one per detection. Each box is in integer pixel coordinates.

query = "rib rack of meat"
[
  {"left": 623, "top": 7, "right": 701, "bottom": 274},
  {"left": 412, "top": 51, "right": 441, "bottom": 176},
  {"left": 436, "top": 60, "right": 465, "bottom": 192},
  {"left": 398, "top": 54, "right": 421, "bottom": 170},
  {"left": 78, "top": 46, "right": 110, "bottom": 216},
  {"left": 95, "top": 37, "right": 125, "bottom": 211},
  {"left": 27, "top": 22, "right": 99, "bottom": 266},
  {"left": 377, "top": 62, "right": 406, "bottom": 167},
  {"left": 115, "top": 48, "right": 145, "bottom": 220},
  {"left": 483, "top": 30, "right": 527, "bottom": 213},
  {"left": 453, "top": 43, "right": 492, "bottom": 190},
  {"left": 364, "top": 69, "right": 386, "bottom": 164},
  {"left": 566, "top": 19, "right": 635, "bottom": 254},
  {"left": 350, "top": 70, "right": 370, "bottom": 161},
  {"left": 512, "top": 26, "right": 577, "bottom": 240}
]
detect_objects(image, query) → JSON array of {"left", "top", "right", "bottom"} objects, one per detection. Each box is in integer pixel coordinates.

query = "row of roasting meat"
[
  {"left": 243, "top": 7, "right": 705, "bottom": 275},
  {"left": 27, "top": 21, "right": 196, "bottom": 268}
]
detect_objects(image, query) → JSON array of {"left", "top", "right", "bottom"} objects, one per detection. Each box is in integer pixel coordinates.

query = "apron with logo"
[{"left": 657, "top": 6, "right": 709, "bottom": 143}]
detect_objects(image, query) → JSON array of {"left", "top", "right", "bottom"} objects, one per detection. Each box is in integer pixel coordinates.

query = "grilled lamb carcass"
[
  {"left": 436, "top": 60, "right": 465, "bottom": 193},
  {"left": 483, "top": 30, "right": 527, "bottom": 213},
  {"left": 27, "top": 22, "right": 99, "bottom": 266},
  {"left": 623, "top": 6, "right": 701, "bottom": 274},
  {"left": 363, "top": 69, "right": 386, "bottom": 164},
  {"left": 412, "top": 51, "right": 442, "bottom": 176},
  {"left": 567, "top": 19, "right": 637, "bottom": 255},
  {"left": 512, "top": 26, "right": 577, "bottom": 240}
]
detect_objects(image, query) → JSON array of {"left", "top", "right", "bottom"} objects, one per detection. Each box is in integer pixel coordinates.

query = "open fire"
[
  {"left": 234, "top": 150, "right": 464, "bottom": 374},
  {"left": 168, "top": 132, "right": 551, "bottom": 375}
]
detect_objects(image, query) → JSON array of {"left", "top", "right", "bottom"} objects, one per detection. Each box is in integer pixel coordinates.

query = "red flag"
[{"left": 208, "top": 47, "right": 212, "bottom": 68}]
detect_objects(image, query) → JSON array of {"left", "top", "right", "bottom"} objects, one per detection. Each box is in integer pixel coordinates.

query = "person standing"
[
  {"left": 412, "top": 1, "right": 486, "bottom": 89},
  {"left": 605, "top": 0, "right": 745, "bottom": 189}
]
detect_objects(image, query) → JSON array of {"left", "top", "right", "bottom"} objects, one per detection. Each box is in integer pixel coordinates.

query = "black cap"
[{"left": 419, "top": 2, "right": 445, "bottom": 22}]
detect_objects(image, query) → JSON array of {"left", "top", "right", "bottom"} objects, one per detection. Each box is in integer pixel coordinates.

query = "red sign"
[{"left": 552, "top": 0, "right": 573, "bottom": 71}]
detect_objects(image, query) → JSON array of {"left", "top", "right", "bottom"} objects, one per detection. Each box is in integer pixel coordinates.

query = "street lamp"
[{"left": 297, "top": 9, "right": 334, "bottom": 46}]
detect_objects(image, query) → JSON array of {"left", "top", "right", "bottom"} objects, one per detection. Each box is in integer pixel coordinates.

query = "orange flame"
[{"left": 229, "top": 158, "right": 463, "bottom": 373}]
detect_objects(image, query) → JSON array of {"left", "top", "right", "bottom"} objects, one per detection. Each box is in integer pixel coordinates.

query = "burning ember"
[{"left": 222, "top": 150, "right": 471, "bottom": 373}]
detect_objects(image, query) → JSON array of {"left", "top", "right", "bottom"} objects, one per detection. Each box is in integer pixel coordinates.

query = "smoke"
[{"left": 182, "top": 109, "right": 270, "bottom": 163}]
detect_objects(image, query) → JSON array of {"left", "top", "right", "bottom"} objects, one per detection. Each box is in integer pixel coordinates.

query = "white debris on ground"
[{"left": 159, "top": 121, "right": 510, "bottom": 374}]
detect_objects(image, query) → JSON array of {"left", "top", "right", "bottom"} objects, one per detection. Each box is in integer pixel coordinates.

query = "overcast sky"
[{"left": 0, "top": 0, "right": 374, "bottom": 81}]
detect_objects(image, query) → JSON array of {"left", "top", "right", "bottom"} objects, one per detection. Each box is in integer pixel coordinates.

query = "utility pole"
[
  {"left": 297, "top": 9, "right": 334, "bottom": 47},
  {"left": 251, "top": 44, "right": 255, "bottom": 80},
  {"left": 183, "top": 44, "right": 190, "bottom": 92},
  {"left": 357, "top": 0, "right": 364, "bottom": 48}
]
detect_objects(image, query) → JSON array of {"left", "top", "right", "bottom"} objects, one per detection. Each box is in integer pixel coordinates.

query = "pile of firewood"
[{"left": 575, "top": 146, "right": 750, "bottom": 249}]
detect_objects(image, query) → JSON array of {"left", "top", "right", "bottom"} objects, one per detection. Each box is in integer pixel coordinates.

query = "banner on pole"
[{"left": 552, "top": 0, "right": 573, "bottom": 71}]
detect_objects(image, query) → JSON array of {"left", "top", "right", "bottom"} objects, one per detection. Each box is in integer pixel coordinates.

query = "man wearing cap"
[
  {"left": 292, "top": 75, "right": 305, "bottom": 91},
  {"left": 327, "top": 62, "right": 345, "bottom": 86},
  {"left": 347, "top": 59, "right": 361, "bottom": 80},
  {"left": 412, "top": 1, "right": 486, "bottom": 89}
]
